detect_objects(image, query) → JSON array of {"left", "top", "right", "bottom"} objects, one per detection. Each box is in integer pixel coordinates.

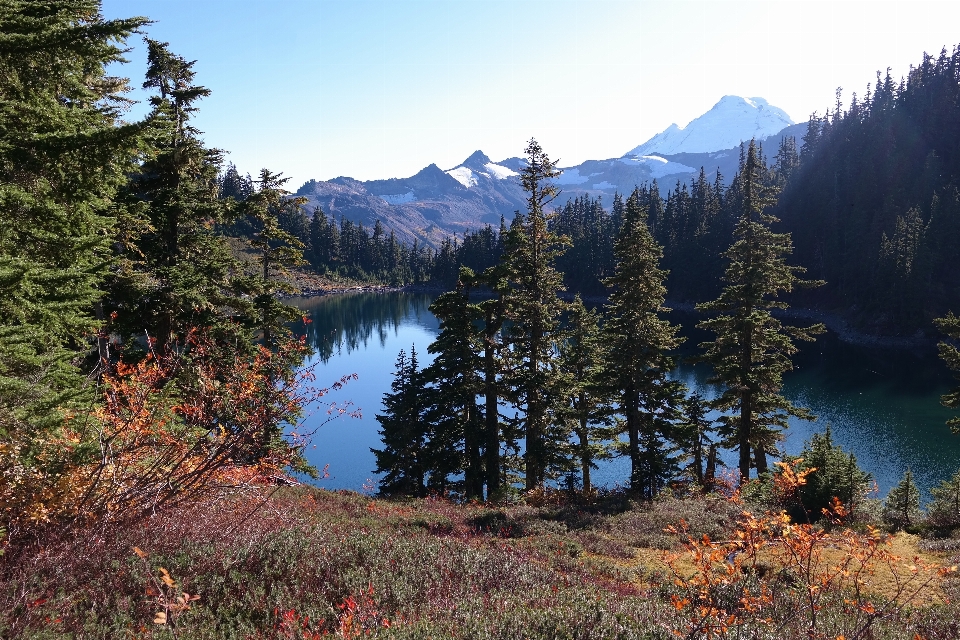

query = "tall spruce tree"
[
  {"left": 934, "top": 312, "right": 960, "bottom": 432},
  {"left": 501, "top": 139, "right": 571, "bottom": 490},
  {"left": 557, "top": 297, "right": 613, "bottom": 493},
  {"left": 373, "top": 348, "right": 429, "bottom": 496},
  {"left": 696, "top": 141, "right": 824, "bottom": 482},
  {"left": 601, "top": 189, "right": 686, "bottom": 498},
  {"left": 112, "top": 39, "right": 241, "bottom": 357},
  {"left": 0, "top": 1, "right": 146, "bottom": 442},
  {"left": 423, "top": 268, "right": 484, "bottom": 499},
  {"left": 477, "top": 263, "right": 509, "bottom": 496},
  {"left": 241, "top": 169, "right": 308, "bottom": 350}
]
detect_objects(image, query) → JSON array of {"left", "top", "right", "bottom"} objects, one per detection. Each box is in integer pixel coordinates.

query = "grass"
[{"left": 2, "top": 486, "right": 959, "bottom": 639}]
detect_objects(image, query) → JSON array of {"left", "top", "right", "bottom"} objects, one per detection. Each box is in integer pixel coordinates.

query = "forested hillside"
[{"left": 776, "top": 51, "right": 960, "bottom": 333}]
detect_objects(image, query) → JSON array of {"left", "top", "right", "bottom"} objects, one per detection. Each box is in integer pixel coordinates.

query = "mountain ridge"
[{"left": 295, "top": 96, "right": 806, "bottom": 247}]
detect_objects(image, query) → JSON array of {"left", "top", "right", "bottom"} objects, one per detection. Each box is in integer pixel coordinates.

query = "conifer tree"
[
  {"left": 501, "top": 139, "right": 571, "bottom": 490},
  {"left": 675, "top": 393, "right": 716, "bottom": 488},
  {"left": 112, "top": 39, "right": 241, "bottom": 357},
  {"left": 423, "top": 268, "right": 484, "bottom": 499},
  {"left": 373, "top": 348, "right": 429, "bottom": 496},
  {"left": 883, "top": 468, "right": 922, "bottom": 529},
  {"left": 477, "top": 264, "right": 509, "bottom": 496},
  {"left": 241, "top": 169, "right": 308, "bottom": 350},
  {"left": 934, "top": 312, "right": 960, "bottom": 431},
  {"left": 795, "top": 427, "right": 871, "bottom": 519},
  {"left": 696, "top": 141, "right": 824, "bottom": 482},
  {"left": 0, "top": 1, "right": 145, "bottom": 438},
  {"left": 928, "top": 468, "right": 960, "bottom": 529},
  {"left": 557, "top": 297, "right": 613, "bottom": 492},
  {"left": 601, "top": 189, "right": 686, "bottom": 498}
]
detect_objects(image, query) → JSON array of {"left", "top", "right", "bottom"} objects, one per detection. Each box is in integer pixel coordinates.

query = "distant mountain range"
[{"left": 296, "top": 96, "right": 808, "bottom": 247}]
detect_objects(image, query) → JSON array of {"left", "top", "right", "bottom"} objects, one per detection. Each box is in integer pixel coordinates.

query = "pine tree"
[
  {"left": 601, "top": 189, "right": 686, "bottom": 498},
  {"left": 373, "top": 348, "right": 429, "bottom": 496},
  {"left": 0, "top": 1, "right": 146, "bottom": 439},
  {"left": 501, "top": 139, "right": 571, "bottom": 490},
  {"left": 423, "top": 268, "right": 483, "bottom": 498},
  {"left": 696, "top": 141, "right": 824, "bottom": 482},
  {"left": 556, "top": 297, "right": 613, "bottom": 493},
  {"left": 883, "top": 468, "right": 922, "bottom": 529},
  {"left": 928, "top": 468, "right": 960, "bottom": 529},
  {"left": 934, "top": 312, "right": 960, "bottom": 432},
  {"left": 111, "top": 39, "right": 241, "bottom": 357}
]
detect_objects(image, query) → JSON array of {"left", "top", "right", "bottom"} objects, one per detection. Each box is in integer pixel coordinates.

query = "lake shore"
[{"left": 282, "top": 266, "right": 939, "bottom": 352}]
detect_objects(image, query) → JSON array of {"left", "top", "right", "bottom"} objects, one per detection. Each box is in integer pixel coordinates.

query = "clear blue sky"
[{"left": 102, "top": 0, "right": 960, "bottom": 187}]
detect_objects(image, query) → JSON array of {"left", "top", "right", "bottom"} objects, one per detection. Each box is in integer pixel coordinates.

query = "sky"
[{"left": 102, "top": 0, "right": 960, "bottom": 187}]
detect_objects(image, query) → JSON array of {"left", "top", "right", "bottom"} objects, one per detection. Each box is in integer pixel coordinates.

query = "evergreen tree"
[
  {"left": 501, "top": 139, "right": 571, "bottom": 490},
  {"left": 697, "top": 141, "right": 824, "bottom": 482},
  {"left": 883, "top": 468, "right": 922, "bottom": 529},
  {"left": 928, "top": 468, "right": 960, "bottom": 529},
  {"left": 423, "top": 269, "right": 484, "bottom": 498},
  {"left": 795, "top": 427, "right": 871, "bottom": 520},
  {"left": 0, "top": 1, "right": 145, "bottom": 440},
  {"left": 241, "top": 169, "right": 308, "bottom": 349},
  {"left": 556, "top": 297, "right": 613, "bottom": 493},
  {"left": 934, "top": 312, "right": 960, "bottom": 431},
  {"left": 373, "top": 348, "right": 429, "bottom": 496},
  {"left": 601, "top": 189, "right": 686, "bottom": 498},
  {"left": 675, "top": 393, "right": 716, "bottom": 488},
  {"left": 477, "top": 263, "right": 509, "bottom": 496},
  {"left": 111, "top": 39, "right": 241, "bottom": 357}
]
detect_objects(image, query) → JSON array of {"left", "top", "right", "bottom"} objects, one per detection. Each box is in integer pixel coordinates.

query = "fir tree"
[
  {"left": 795, "top": 427, "right": 871, "bottom": 520},
  {"left": 0, "top": 1, "right": 146, "bottom": 439},
  {"left": 696, "top": 141, "right": 824, "bottom": 482},
  {"left": 373, "top": 348, "right": 429, "bottom": 496},
  {"left": 556, "top": 297, "right": 613, "bottom": 493},
  {"left": 675, "top": 393, "right": 716, "bottom": 488},
  {"left": 112, "top": 39, "right": 241, "bottom": 357},
  {"left": 883, "top": 468, "right": 922, "bottom": 529},
  {"left": 934, "top": 312, "right": 960, "bottom": 432},
  {"left": 501, "top": 139, "right": 571, "bottom": 490},
  {"left": 241, "top": 169, "right": 308, "bottom": 349},
  {"left": 423, "top": 269, "right": 483, "bottom": 498},
  {"left": 928, "top": 468, "right": 960, "bottom": 529},
  {"left": 477, "top": 263, "right": 509, "bottom": 496},
  {"left": 601, "top": 189, "right": 686, "bottom": 498}
]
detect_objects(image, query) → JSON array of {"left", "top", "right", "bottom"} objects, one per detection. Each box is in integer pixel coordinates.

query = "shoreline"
[
  {"left": 665, "top": 298, "right": 936, "bottom": 352},
  {"left": 286, "top": 275, "right": 938, "bottom": 352}
]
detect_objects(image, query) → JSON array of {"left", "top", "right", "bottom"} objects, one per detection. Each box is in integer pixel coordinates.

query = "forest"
[
  {"left": 283, "top": 48, "right": 960, "bottom": 339},
  {"left": 6, "top": 1, "right": 960, "bottom": 638}
]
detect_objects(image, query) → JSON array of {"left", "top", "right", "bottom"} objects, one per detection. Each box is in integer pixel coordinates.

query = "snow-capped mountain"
[
  {"left": 625, "top": 96, "right": 794, "bottom": 157},
  {"left": 295, "top": 96, "right": 805, "bottom": 247},
  {"left": 445, "top": 150, "right": 519, "bottom": 188}
]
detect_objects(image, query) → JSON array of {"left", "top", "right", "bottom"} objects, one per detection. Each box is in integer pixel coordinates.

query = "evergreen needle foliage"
[
  {"left": 696, "top": 141, "right": 825, "bottom": 482},
  {"left": 601, "top": 189, "right": 686, "bottom": 498}
]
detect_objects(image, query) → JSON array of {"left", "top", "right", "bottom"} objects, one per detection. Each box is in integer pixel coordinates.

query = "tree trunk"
[{"left": 483, "top": 308, "right": 502, "bottom": 498}]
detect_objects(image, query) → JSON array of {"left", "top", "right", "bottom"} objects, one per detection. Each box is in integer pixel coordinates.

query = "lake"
[{"left": 289, "top": 291, "right": 960, "bottom": 499}]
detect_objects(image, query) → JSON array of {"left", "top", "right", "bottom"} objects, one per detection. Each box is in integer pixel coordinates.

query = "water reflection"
[
  {"left": 289, "top": 292, "right": 438, "bottom": 363},
  {"left": 290, "top": 293, "right": 960, "bottom": 497}
]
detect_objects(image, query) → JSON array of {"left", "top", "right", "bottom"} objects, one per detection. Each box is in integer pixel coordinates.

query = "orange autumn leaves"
[
  {"left": 3, "top": 331, "right": 347, "bottom": 533},
  {"left": 666, "top": 461, "right": 956, "bottom": 639}
]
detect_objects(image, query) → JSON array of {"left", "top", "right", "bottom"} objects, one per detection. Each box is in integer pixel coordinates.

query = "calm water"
[{"left": 289, "top": 292, "right": 960, "bottom": 498}]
